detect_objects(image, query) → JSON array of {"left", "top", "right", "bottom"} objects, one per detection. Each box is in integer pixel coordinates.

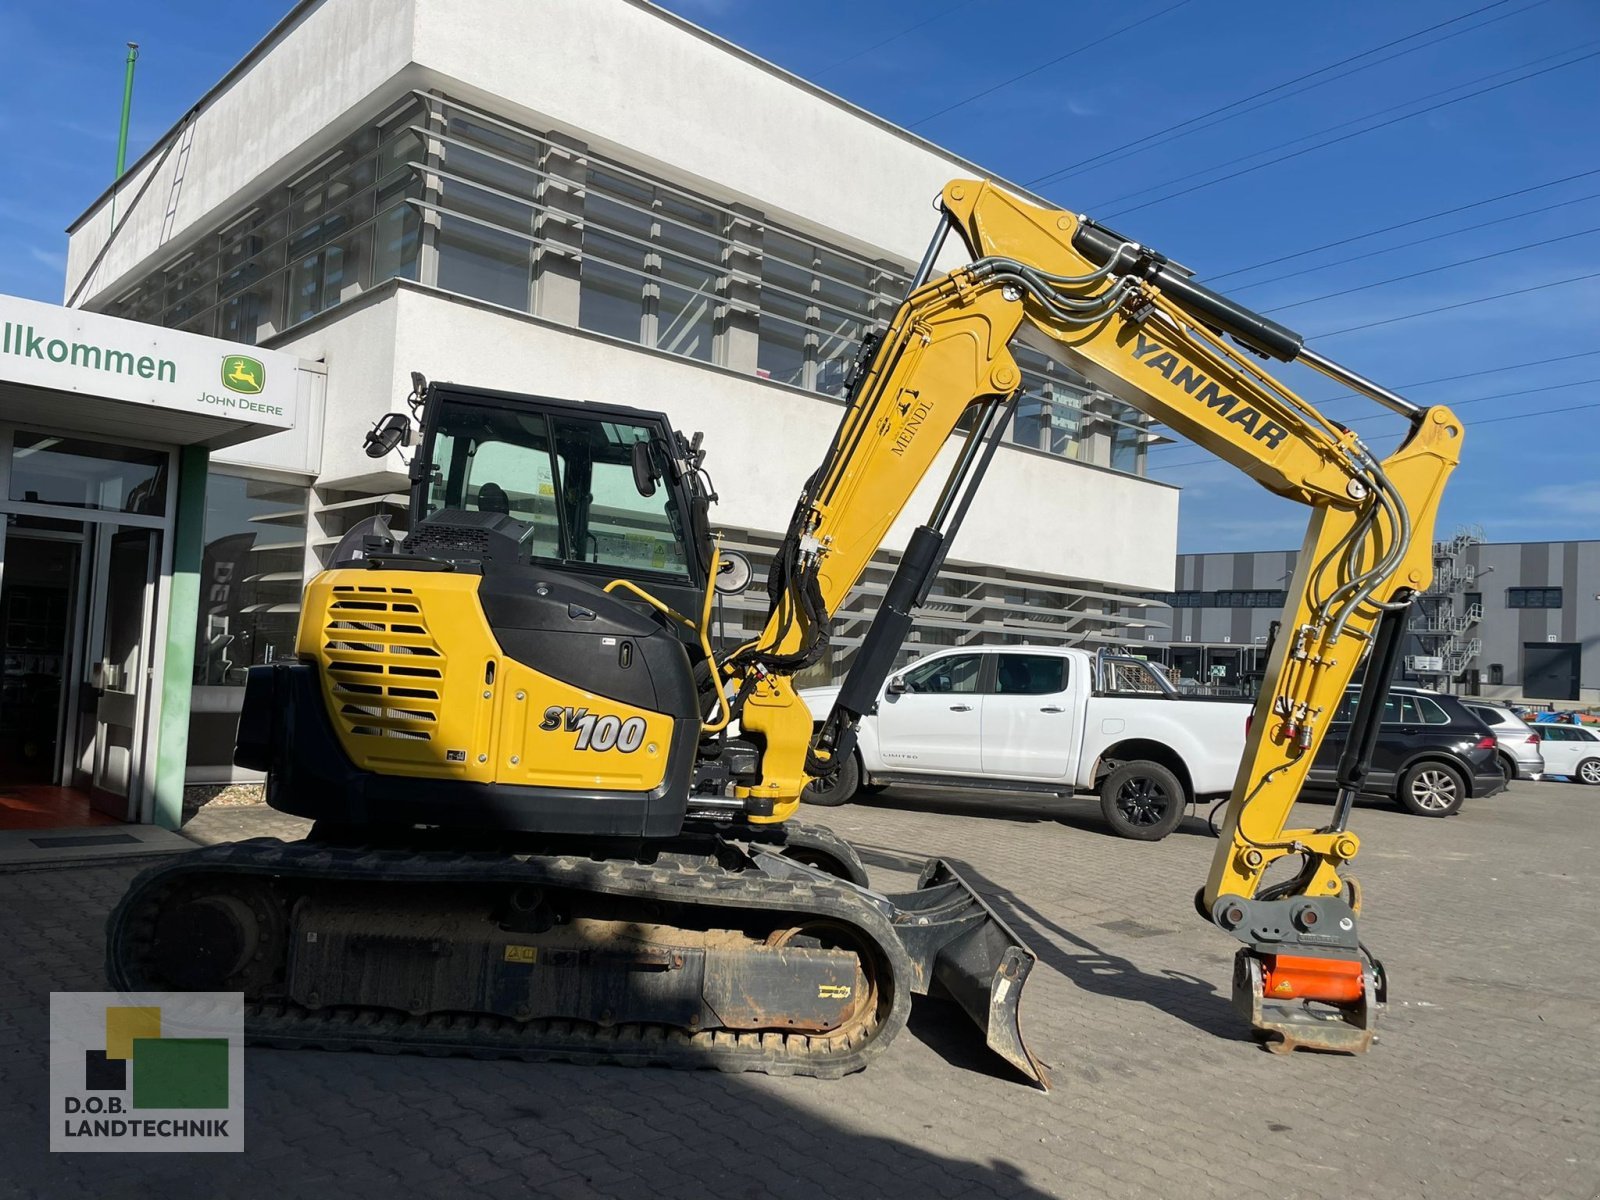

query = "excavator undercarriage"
[{"left": 109, "top": 828, "right": 1044, "bottom": 1083}]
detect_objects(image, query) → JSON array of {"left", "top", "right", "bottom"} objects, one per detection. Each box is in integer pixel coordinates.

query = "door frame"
[{"left": 0, "top": 422, "right": 179, "bottom": 824}]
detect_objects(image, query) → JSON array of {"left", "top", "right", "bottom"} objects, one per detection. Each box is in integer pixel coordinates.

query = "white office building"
[{"left": 54, "top": 0, "right": 1179, "bottom": 805}]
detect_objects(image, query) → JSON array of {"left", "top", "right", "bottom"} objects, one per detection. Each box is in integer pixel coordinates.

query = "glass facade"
[
  {"left": 106, "top": 106, "right": 424, "bottom": 343},
  {"left": 187, "top": 471, "right": 311, "bottom": 773},
  {"left": 100, "top": 94, "right": 1151, "bottom": 477}
]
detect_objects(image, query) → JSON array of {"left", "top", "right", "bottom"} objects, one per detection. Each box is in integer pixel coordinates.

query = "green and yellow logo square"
[
  {"left": 221, "top": 354, "right": 265, "bottom": 395},
  {"left": 90, "top": 1006, "right": 229, "bottom": 1108}
]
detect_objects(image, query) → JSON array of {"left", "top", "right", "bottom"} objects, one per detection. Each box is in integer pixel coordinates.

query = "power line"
[
  {"left": 1260, "top": 224, "right": 1600, "bottom": 315},
  {"left": 1225, "top": 188, "right": 1600, "bottom": 295},
  {"left": 1471, "top": 398, "right": 1600, "bottom": 425},
  {"left": 1150, "top": 382, "right": 1600, "bottom": 471},
  {"left": 1092, "top": 43, "right": 1600, "bottom": 219},
  {"left": 812, "top": 0, "right": 984, "bottom": 76},
  {"left": 906, "top": 0, "right": 1195, "bottom": 128},
  {"left": 1146, "top": 348, "right": 1600, "bottom": 451},
  {"left": 1206, "top": 168, "right": 1600, "bottom": 285},
  {"left": 1026, "top": 0, "right": 1532, "bottom": 190},
  {"left": 1311, "top": 268, "right": 1600, "bottom": 340}
]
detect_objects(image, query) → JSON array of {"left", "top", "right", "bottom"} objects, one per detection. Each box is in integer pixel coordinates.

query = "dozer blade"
[
  {"left": 750, "top": 851, "right": 1048, "bottom": 1088},
  {"left": 886, "top": 859, "right": 1049, "bottom": 1090}
]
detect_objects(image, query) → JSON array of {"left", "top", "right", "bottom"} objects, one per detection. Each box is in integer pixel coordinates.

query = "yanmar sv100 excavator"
[{"left": 109, "top": 178, "right": 1459, "bottom": 1076}]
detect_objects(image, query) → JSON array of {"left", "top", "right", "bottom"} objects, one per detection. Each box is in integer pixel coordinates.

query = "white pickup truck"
[{"left": 798, "top": 644, "right": 1249, "bottom": 840}]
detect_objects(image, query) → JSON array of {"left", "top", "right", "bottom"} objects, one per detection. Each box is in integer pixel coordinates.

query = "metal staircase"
[{"left": 1409, "top": 526, "right": 1486, "bottom": 691}]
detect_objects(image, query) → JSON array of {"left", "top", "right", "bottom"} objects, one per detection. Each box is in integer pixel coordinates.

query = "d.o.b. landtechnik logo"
[{"left": 49, "top": 992, "right": 244, "bottom": 1152}]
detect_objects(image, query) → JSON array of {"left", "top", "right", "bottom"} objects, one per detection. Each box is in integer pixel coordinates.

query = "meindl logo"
[{"left": 221, "top": 355, "right": 265, "bottom": 395}]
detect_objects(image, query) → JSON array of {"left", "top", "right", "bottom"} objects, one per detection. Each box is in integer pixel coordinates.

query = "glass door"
[{"left": 85, "top": 526, "right": 161, "bottom": 819}]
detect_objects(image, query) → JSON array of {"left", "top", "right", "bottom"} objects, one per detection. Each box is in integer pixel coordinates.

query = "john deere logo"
[{"left": 221, "top": 355, "right": 264, "bottom": 395}]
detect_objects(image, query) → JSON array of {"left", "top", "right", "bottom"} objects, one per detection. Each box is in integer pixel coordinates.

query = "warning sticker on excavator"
[
  {"left": 504, "top": 945, "right": 538, "bottom": 964},
  {"left": 817, "top": 984, "right": 851, "bottom": 999}
]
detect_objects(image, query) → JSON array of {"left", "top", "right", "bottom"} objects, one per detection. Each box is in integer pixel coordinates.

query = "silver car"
[{"left": 1463, "top": 702, "right": 1545, "bottom": 781}]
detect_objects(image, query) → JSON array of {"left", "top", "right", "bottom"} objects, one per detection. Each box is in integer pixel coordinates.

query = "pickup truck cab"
[{"left": 798, "top": 645, "right": 1249, "bottom": 840}]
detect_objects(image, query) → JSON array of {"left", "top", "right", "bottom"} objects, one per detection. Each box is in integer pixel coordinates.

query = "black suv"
[{"left": 1305, "top": 686, "right": 1505, "bottom": 817}]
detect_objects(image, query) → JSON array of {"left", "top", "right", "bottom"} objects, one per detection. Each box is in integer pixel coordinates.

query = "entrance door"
[
  {"left": 0, "top": 532, "right": 81, "bottom": 783},
  {"left": 0, "top": 425, "right": 176, "bottom": 828},
  {"left": 86, "top": 527, "right": 160, "bottom": 818}
]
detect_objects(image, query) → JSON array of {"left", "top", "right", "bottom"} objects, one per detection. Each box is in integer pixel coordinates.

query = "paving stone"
[{"left": 2, "top": 779, "right": 1596, "bottom": 1197}]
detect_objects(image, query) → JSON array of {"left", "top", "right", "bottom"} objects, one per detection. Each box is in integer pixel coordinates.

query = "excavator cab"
[{"left": 231, "top": 382, "right": 736, "bottom": 838}]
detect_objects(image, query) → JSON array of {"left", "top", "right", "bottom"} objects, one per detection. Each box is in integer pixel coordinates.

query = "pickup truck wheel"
[
  {"left": 1099, "top": 762, "right": 1188, "bottom": 841},
  {"left": 801, "top": 753, "right": 860, "bottom": 808},
  {"left": 1397, "top": 762, "right": 1466, "bottom": 817}
]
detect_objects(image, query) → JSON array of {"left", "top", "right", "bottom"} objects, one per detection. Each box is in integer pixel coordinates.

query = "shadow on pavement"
[{"left": 946, "top": 856, "right": 1245, "bottom": 1042}]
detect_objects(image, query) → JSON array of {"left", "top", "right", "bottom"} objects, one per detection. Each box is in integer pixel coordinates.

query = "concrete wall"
[{"left": 1467, "top": 541, "right": 1600, "bottom": 703}]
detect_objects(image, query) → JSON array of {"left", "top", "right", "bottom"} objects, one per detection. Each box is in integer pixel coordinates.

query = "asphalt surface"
[{"left": 2, "top": 776, "right": 1595, "bottom": 1199}]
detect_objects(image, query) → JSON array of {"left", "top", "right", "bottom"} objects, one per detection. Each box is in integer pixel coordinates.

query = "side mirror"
[
  {"left": 363, "top": 412, "right": 413, "bottom": 459},
  {"left": 714, "top": 549, "right": 753, "bottom": 596},
  {"left": 631, "top": 440, "right": 658, "bottom": 497},
  {"left": 886, "top": 676, "right": 907, "bottom": 695}
]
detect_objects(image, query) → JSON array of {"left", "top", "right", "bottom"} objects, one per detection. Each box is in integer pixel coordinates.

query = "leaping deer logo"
[{"left": 221, "top": 355, "right": 265, "bottom": 395}]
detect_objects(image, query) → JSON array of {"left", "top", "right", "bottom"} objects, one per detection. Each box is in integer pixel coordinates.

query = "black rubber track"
[{"left": 107, "top": 838, "right": 914, "bottom": 1080}]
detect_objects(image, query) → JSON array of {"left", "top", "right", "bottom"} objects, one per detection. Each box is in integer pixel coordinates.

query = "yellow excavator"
[{"left": 109, "top": 178, "right": 1458, "bottom": 1080}]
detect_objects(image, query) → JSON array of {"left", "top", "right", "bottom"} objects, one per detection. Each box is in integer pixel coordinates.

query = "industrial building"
[
  {"left": 1142, "top": 531, "right": 1600, "bottom": 705},
  {"left": 7, "top": 0, "right": 1180, "bottom": 832}
]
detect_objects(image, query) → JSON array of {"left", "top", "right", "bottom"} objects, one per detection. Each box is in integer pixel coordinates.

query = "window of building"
[
  {"left": 577, "top": 169, "right": 720, "bottom": 363},
  {"left": 1139, "top": 590, "right": 1206, "bottom": 608},
  {"left": 1507, "top": 587, "right": 1562, "bottom": 609},
  {"left": 1211, "top": 590, "right": 1287, "bottom": 608},
  {"left": 1012, "top": 346, "right": 1085, "bottom": 457},
  {"left": 103, "top": 105, "right": 424, "bottom": 342},
  {"left": 9, "top": 433, "right": 169, "bottom": 516},
  {"left": 95, "top": 94, "right": 1160, "bottom": 480},
  {"left": 757, "top": 229, "right": 883, "bottom": 392}
]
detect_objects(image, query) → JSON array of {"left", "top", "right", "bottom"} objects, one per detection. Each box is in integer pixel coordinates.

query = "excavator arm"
[{"left": 729, "top": 178, "right": 1461, "bottom": 1052}]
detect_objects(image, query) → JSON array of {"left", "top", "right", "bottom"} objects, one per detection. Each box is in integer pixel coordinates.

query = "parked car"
[
  {"left": 1528, "top": 723, "right": 1600, "bottom": 784},
  {"left": 1461, "top": 702, "right": 1545, "bottom": 781},
  {"left": 1305, "top": 687, "right": 1505, "bottom": 817},
  {"left": 797, "top": 646, "right": 1249, "bottom": 841}
]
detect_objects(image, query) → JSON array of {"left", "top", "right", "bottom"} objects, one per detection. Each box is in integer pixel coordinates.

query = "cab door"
[
  {"left": 980, "top": 652, "right": 1077, "bottom": 779},
  {"left": 874, "top": 651, "right": 987, "bottom": 774}
]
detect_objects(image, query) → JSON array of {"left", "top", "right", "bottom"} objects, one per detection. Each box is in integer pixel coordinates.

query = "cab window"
[
  {"left": 422, "top": 401, "right": 689, "bottom": 580},
  {"left": 900, "top": 654, "right": 983, "bottom": 694},
  {"left": 994, "top": 654, "right": 1067, "bottom": 695}
]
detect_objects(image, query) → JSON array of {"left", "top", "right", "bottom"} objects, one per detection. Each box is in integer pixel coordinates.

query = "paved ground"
[{"left": 3, "top": 778, "right": 1596, "bottom": 1199}]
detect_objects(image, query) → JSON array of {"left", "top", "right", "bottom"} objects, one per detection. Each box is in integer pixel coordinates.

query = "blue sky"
[{"left": 4, "top": 0, "right": 1597, "bottom": 553}]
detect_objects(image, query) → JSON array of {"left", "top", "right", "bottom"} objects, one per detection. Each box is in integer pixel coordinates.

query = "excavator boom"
[{"left": 734, "top": 179, "right": 1460, "bottom": 1053}]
